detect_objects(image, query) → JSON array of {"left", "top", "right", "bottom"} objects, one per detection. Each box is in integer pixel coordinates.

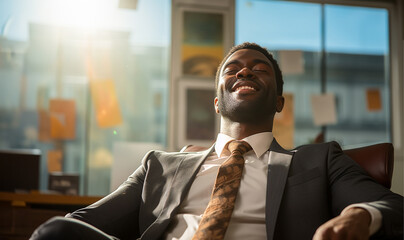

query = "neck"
[{"left": 219, "top": 116, "right": 273, "bottom": 140}]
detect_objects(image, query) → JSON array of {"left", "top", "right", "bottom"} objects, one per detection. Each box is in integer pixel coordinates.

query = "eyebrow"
[
  {"left": 253, "top": 59, "right": 272, "bottom": 66},
  {"left": 222, "top": 58, "right": 272, "bottom": 71}
]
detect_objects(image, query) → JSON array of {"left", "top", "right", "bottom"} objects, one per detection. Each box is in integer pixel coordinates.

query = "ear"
[
  {"left": 214, "top": 97, "right": 220, "bottom": 114},
  {"left": 276, "top": 95, "right": 284, "bottom": 113}
]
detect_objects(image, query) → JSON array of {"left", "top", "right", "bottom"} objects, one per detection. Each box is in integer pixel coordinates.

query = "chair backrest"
[
  {"left": 181, "top": 143, "right": 394, "bottom": 189},
  {"left": 344, "top": 143, "right": 393, "bottom": 189}
]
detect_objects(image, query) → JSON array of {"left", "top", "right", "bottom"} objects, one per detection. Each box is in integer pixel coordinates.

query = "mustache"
[{"left": 225, "top": 77, "right": 257, "bottom": 90}]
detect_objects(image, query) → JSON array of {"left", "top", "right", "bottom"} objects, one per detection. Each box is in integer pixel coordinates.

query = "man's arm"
[
  {"left": 324, "top": 142, "right": 403, "bottom": 239},
  {"left": 67, "top": 151, "right": 150, "bottom": 239}
]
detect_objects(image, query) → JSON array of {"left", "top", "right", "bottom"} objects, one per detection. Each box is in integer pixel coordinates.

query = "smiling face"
[{"left": 215, "top": 48, "right": 284, "bottom": 124}]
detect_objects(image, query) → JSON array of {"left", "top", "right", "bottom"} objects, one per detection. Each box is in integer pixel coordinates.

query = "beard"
[{"left": 217, "top": 88, "right": 277, "bottom": 124}]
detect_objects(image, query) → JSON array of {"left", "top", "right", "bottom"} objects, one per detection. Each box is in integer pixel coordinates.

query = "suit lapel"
[
  {"left": 161, "top": 145, "right": 214, "bottom": 217},
  {"left": 265, "top": 139, "right": 294, "bottom": 240},
  {"left": 140, "top": 145, "right": 215, "bottom": 240}
]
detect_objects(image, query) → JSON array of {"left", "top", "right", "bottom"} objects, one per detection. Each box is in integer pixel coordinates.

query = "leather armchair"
[{"left": 344, "top": 143, "right": 393, "bottom": 189}]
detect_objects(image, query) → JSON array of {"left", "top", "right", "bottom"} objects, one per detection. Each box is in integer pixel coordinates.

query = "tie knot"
[{"left": 227, "top": 140, "right": 252, "bottom": 156}]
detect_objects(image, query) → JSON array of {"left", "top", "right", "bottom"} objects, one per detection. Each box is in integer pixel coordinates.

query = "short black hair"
[{"left": 215, "top": 42, "right": 283, "bottom": 96}]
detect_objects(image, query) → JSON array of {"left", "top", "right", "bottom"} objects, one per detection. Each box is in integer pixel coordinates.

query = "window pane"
[
  {"left": 325, "top": 5, "right": 390, "bottom": 147},
  {"left": 0, "top": 0, "right": 171, "bottom": 195},
  {"left": 236, "top": 0, "right": 322, "bottom": 148},
  {"left": 236, "top": 0, "right": 321, "bottom": 51},
  {"left": 236, "top": 0, "right": 391, "bottom": 149}
]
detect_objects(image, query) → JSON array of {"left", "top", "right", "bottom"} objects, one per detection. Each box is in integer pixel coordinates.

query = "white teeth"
[{"left": 236, "top": 86, "right": 256, "bottom": 91}]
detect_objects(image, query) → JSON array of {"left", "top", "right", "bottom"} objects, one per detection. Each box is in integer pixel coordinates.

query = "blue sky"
[
  {"left": 0, "top": 0, "right": 170, "bottom": 46},
  {"left": 0, "top": 0, "right": 389, "bottom": 54},
  {"left": 236, "top": 0, "right": 389, "bottom": 55}
]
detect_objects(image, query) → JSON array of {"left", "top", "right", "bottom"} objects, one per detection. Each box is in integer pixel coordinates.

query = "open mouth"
[
  {"left": 235, "top": 85, "right": 256, "bottom": 92},
  {"left": 231, "top": 81, "right": 259, "bottom": 94}
]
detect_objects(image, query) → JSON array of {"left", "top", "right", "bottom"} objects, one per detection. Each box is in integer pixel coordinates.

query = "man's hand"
[{"left": 313, "top": 207, "right": 371, "bottom": 240}]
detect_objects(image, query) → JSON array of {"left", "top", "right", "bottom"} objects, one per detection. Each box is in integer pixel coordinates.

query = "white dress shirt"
[{"left": 164, "top": 132, "right": 381, "bottom": 239}]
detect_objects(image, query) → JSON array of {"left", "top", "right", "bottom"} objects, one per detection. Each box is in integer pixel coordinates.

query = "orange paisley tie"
[{"left": 192, "top": 140, "right": 252, "bottom": 240}]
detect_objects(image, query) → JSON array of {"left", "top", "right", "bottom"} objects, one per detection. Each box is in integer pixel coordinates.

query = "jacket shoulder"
[{"left": 293, "top": 141, "right": 342, "bottom": 152}]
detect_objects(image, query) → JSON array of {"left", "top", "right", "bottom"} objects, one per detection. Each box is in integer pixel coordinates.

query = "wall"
[{"left": 390, "top": 0, "right": 404, "bottom": 195}]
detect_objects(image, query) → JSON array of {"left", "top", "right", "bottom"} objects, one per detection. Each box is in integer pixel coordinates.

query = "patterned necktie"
[{"left": 192, "top": 140, "right": 252, "bottom": 240}]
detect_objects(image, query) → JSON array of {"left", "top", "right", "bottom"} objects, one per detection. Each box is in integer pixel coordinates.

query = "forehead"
[{"left": 222, "top": 48, "right": 272, "bottom": 68}]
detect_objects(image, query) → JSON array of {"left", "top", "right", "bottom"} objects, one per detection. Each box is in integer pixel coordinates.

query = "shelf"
[{"left": 0, "top": 191, "right": 102, "bottom": 206}]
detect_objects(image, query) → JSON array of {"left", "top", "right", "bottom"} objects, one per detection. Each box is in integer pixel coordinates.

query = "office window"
[
  {"left": 0, "top": 0, "right": 171, "bottom": 195},
  {"left": 325, "top": 5, "right": 390, "bottom": 146},
  {"left": 236, "top": 0, "right": 390, "bottom": 148}
]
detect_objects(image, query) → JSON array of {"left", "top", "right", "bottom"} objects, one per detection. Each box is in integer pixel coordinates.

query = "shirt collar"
[{"left": 215, "top": 132, "right": 273, "bottom": 158}]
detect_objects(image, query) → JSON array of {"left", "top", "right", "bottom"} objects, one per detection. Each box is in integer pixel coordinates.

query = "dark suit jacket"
[{"left": 68, "top": 140, "right": 403, "bottom": 240}]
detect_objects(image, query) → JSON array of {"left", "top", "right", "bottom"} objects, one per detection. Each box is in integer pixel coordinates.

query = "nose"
[{"left": 236, "top": 67, "right": 254, "bottom": 79}]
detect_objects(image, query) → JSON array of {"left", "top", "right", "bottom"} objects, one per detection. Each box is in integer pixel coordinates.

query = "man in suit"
[{"left": 31, "top": 42, "right": 403, "bottom": 240}]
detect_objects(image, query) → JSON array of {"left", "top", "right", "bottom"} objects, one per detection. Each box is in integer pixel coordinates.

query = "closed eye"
[
  {"left": 252, "top": 62, "right": 271, "bottom": 73},
  {"left": 223, "top": 68, "right": 239, "bottom": 75}
]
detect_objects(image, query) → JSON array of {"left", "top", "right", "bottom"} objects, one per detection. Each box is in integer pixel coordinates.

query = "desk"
[{"left": 0, "top": 192, "right": 102, "bottom": 240}]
